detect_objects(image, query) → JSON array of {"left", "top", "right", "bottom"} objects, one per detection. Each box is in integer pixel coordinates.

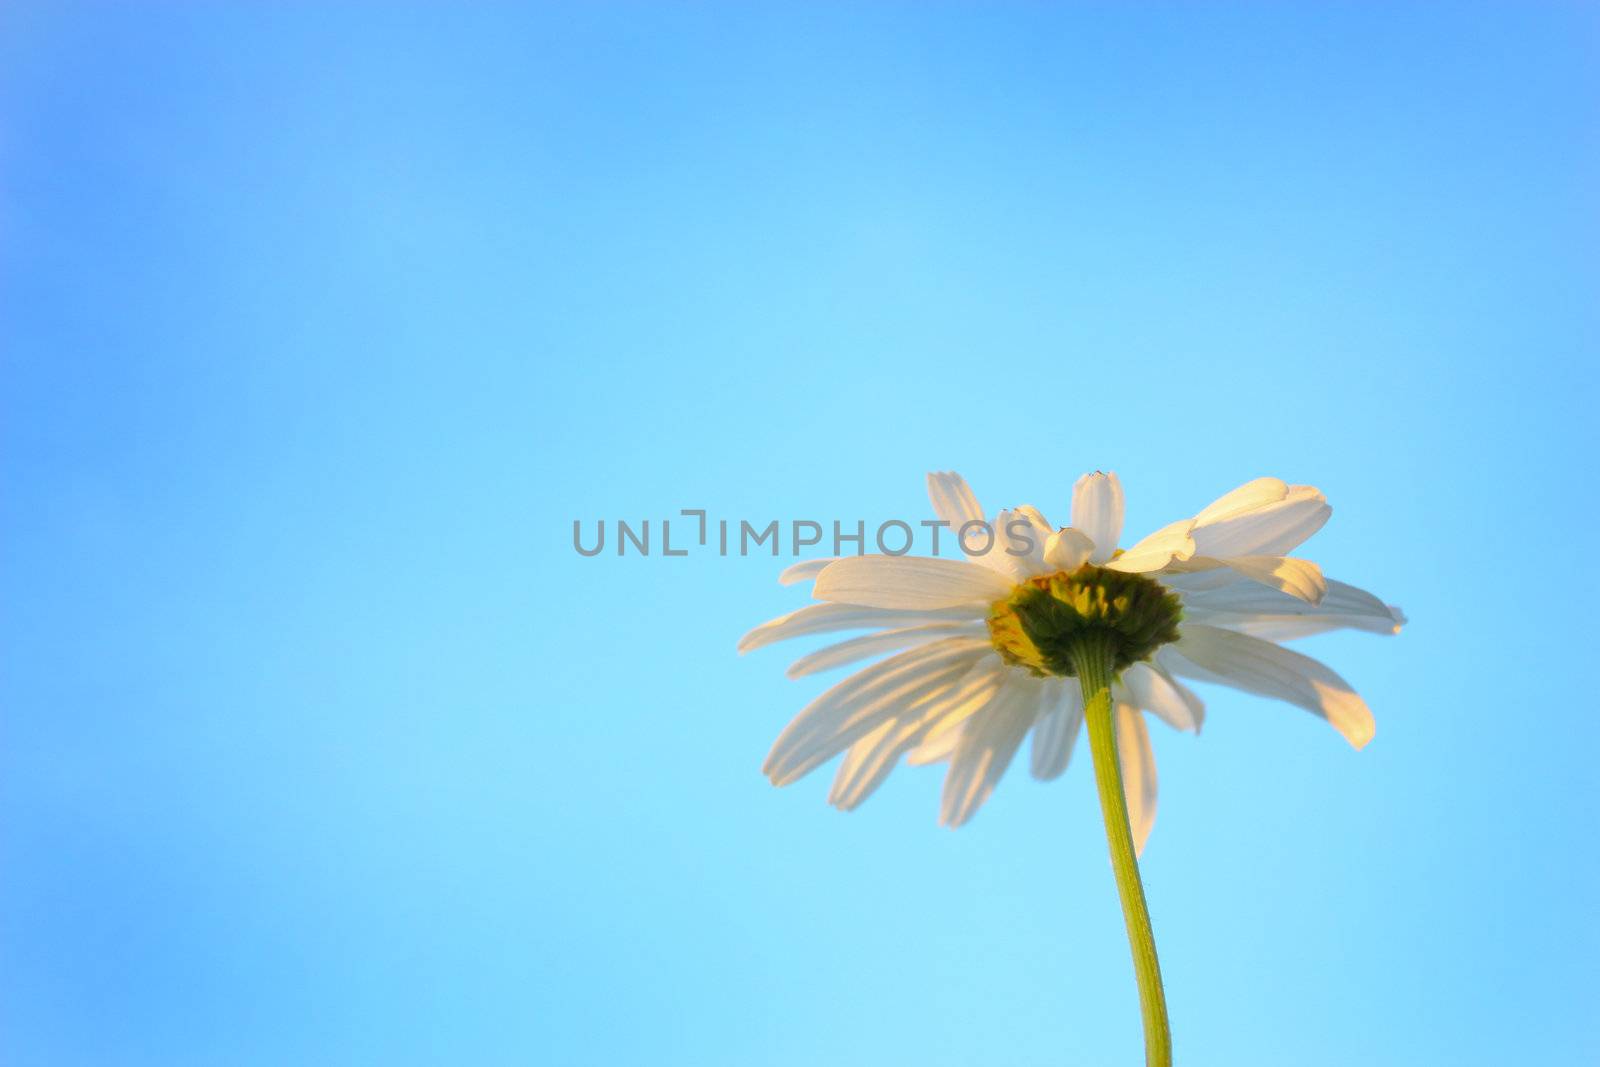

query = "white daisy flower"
[
  {"left": 741, "top": 468, "right": 1402, "bottom": 1065},
  {"left": 740, "top": 470, "right": 1404, "bottom": 844}
]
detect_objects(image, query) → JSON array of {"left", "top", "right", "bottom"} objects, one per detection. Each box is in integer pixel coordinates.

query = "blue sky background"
[{"left": 3, "top": 4, "right": 1596, "bottom": 1065}]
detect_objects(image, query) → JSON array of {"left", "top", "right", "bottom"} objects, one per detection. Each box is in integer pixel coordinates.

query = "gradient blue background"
[{"left": 3, "top": 5, "right": 1596, "bottom": 1064}]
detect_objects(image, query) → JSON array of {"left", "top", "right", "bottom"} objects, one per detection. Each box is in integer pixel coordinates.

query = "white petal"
[
  {"left": 1127, "top": 551, "right": 1327, "bottom": 601},
  {"left": 830, "top": 661, "right": 1005, "bottom": 808},
  {"left": 1153, "top": 565, "right": 1242, "bottom": 594},
  {"left": 1043, "top": 527, "right": 1095, "bottom": 572},
  {"left": 1190, "top": 483, "right": 1330, "bottom": 558},
  {"left": 1179, "top": 575, "right": 1386, "bottom": 616},
  {"left": 1121, "top": 661, "right": 1205, "bottom": 733},
  {"left": 738, "top": 602, "right": 981, "bottom": 654},
  {"left": 1116, "top": 701, "right": 1157, "bottom": 857},
  {"left": 1178, "top": 577, "right": 1403, "bottom": 639},
  {"left": 927, "top": 471, "right": 985, "bottom": 530},
  {"left": 813, "top": 555, "right": 1015, "bottom": 611},
  {"left": 1011, "top": 505, "right": 1055, "bottom": 572},
  {"left": 763, "top": 637, "right": 991, "bottom": 785},
  {"left": 778, "top": 558, "right": 838, "bottom": 586},
  {"left": 940, "top": 678, "right": 1043, "bottom": 827},
  {"left": 1194, "top": 477, "right": 1289, "bottom": 523},
  {"left": 1071, "top": 472, "right": 1126, "bottom": 564},
  {"left": 828, "top": 719, "right": 900, "bottom": 809},
  {"left": 1220, "top": 555, "right": 1327, "bottom": 604},
  {"left": 1219, "top": 615, "right": 1398, "bottom": 641},
  {"left": 1013, "top": 503, "right": 1054, "bottom": 528},
  {"left": 968, "top": 508, "right": 1037, "bottom": 583},
  {"left": 1103, "top": 519, "right": 1198, "bottom": 573},
  {"left": 905, "top": 723, "right": 963, "bottom": 766},
  {"left": 1163, "top": 625, "right": 1376, "bottom": 748},
  {"left": 786, "top": 623, "right": 985, "bottom": 678},
  {"left": 1030, "top": 678, "right": 1083, "bottom": 780}
]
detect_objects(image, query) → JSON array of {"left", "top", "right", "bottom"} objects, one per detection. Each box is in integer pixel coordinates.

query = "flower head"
[{"left": 741, "top": 471, "right": 1404, "bottom": 846}]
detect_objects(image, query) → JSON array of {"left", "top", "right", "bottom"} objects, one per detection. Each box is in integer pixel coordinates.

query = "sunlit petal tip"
[
  {"left": 1346, "top": 715, "right": 1376, "bottom": 750},
  {"left": 764, "top": 763, "right": 805, "bottom": 787},
  {"left": 1316, "top": 680, "right": 1377, "bottom": 750}
]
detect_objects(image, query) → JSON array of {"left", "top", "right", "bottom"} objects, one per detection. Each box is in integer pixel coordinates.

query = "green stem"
[{"left": 1073, "top": 635, "right": 1171, "bottom": 1067}]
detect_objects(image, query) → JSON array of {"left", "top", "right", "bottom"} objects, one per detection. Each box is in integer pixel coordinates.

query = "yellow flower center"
[{"left": 986, "top": 565, "right": 1183, "bottom": 678}]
